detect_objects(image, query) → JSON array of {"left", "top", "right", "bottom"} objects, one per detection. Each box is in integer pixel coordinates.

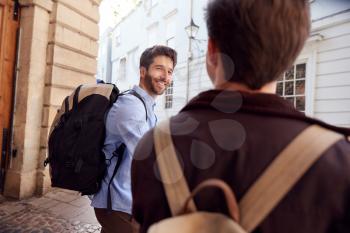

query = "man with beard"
[{"left": 91, "top": 45, "right": 177, "bottom": 233}]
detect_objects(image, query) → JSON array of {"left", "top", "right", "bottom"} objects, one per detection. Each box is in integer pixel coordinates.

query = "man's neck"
[
  {"left": 215, "top": 81, "right": 277, "bottom": 95},
  {"left": 138, "top": 83, "right": 157, "bottom": 99}
]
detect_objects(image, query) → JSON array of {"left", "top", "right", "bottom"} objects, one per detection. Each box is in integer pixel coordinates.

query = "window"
[
  {"left": 276, "top": 63, "right": 306, "bottom": 112},
  {"left": 165, "top": 11, "right": 177, "bottom": 49},
  {"left": 166, "top": 37, "right": 175, "bottom": 48},
  {"left": 111, "top": 61, "right": 118, "bottom": 83},
  {"left": 147, "top": 23, "right": 158, "bottom": 46},
  {"left": 118, "top": 58, "right": 127, "bottom": 81},
  {"left": 127, "top": 47, "right": 139, "bottom": 83},
  {"left": 165, "top": 81, "right": 174, "bottom": 109}
]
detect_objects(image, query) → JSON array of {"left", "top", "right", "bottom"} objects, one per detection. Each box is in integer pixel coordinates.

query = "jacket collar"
[{"left": 181, "top": 89, "right": 350, "bottom": 136}]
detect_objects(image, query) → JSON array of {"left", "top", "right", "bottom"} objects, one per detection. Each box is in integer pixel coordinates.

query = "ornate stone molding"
[
  {"left": 89, "top": 0, "right": 102, "bottom": 6},
  {"left": 19, "top": 0, "right": 53, "bottom": 12}
]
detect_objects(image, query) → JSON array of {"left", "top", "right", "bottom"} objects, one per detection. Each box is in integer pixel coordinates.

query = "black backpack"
[{"left": 44, "top": 83, "right": 146, "bottom": 204}]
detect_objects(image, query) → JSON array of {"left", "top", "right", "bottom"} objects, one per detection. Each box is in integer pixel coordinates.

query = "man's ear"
[
  {"left": 207, "top": 38, "right": 219, "bottom": 67},
  {"left": 206, "top": 38, "right": 219, "bottom": 81},
  {"left": 140, "top": 66, "right": 146, "bottom": 80}
]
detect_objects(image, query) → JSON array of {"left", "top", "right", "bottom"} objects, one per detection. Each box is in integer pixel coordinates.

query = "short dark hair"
[
  {"left": 206, "top": 0, "right": 310, "bottom": 89},
  {"left": 140, "top": 45, "right": 177, "bottom": 70}
]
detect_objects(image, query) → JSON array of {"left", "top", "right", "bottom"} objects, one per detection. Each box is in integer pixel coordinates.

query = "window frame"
[
  {"left": 118, "top": 57, "right": 127, "bottom": 82},
  {"left": 147, "top": 22, "right": 159, "bottom": 46},
  {"left": 166, "top": 36, "right": 175, "bottom": 48},
  {"left": 277, "top": 62, "right": 307, "bottom": 112},
  {"left": 276, "top": 50, "right": 316, "bottom": 116},
  {"left": 164, "top": 81, "right": 174, "bottom": 109}
]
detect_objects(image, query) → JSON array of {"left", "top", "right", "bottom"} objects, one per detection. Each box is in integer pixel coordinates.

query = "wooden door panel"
[
  {"left": 2, "top": 1, "right": 17, "bottom": 130},
  {"left": 0, "top": 0, "right": 7, "bottom": 168},
  {"left": 0, "top": 4, "right": 3, "bottom": 47},
  {"left": 0, "top": 0, "right": 19, "bottom": 190},
  {"left": 0, "top": 0, "right": 5, "bottom": 78}
]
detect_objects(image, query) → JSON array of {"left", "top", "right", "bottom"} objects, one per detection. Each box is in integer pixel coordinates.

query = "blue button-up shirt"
[{"left": 91, "top": 85, "right": 157, "bottom": 214}]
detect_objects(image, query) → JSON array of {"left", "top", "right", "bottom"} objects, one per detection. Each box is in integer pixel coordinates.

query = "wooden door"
[{"left": 0, "top": 0, "right": 20, "bottom": 191}]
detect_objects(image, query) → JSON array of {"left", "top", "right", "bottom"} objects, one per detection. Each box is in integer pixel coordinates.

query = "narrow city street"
[{"left": 0, "top": 189, "right": 101, "bottom": 233}]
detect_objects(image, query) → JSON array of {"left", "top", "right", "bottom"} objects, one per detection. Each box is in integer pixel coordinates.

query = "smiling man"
[{"left": 91, "top": 45, "right": 177, "bottom": 233}]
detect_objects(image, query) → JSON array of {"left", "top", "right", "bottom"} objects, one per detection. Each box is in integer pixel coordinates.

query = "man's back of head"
[{"left": 206, "top": 0, "right": 310, "bottom": 90}]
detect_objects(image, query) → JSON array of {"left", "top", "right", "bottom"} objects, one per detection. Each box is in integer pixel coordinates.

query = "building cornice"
[
  {"left": 19, "top": 0, "right": 53, "bottom": 12},
  {"left": 312, "top": 9, "right": 350, "bottom": 32},
  {"left": 89, "top": 0, "right": 101, "bottom": 6}
]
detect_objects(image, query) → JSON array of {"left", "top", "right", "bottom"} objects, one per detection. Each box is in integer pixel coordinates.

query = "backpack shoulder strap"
[
  {"left": 153, "top": 119, "right": 197, "bottom": 216},
  {"left": 107, "top": 143, "right": 126, "bottom": 211},
  {"left": 239, "top": 125, "right": 343, "bottom": 232},
  {"left": 117, "top": 89, "right": 148, "bottom": 121},
  {"left": 128, "top": 90, "right": 148, "bottom": 121}
]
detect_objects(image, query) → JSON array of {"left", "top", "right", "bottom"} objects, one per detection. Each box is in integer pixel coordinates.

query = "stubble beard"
[{"left": 145, "top": 72, "right": 166, "bottom": 96}]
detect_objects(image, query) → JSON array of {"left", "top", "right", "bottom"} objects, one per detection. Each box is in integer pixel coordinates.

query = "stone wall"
[
  {"left": 4, "top": 0, "right": 101, "bottom": 199},
  {"left": 38, "top": 0, "right": 100, "bottom": 196}
]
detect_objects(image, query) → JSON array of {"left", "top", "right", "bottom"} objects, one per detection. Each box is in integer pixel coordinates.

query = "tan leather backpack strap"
[
  {"left": 239, "top": 125, "right": 343, "bottom": 232},
  {"left": 153, "top": 119, "right": 197, "bottom": 216},
  {"left": 183, "top": 179, "right": 240, "bottom": 222}
]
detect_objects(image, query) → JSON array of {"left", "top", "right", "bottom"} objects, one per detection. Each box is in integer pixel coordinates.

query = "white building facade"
[
  {"left": 97, "top": 27, "right": 113, "bottom": 83},
  {"left": 98, "top": 0, "right": 350, "bottom": 127}
]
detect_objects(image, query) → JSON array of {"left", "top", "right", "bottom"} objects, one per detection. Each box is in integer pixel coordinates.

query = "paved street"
[{"left": 0, "top": 189, "right": 101, "bottom": 233}]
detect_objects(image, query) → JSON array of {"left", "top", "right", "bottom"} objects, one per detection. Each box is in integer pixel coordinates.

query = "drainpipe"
[
  {"left": 8, "top": 27, "right": 21, "bottom": 162},
  {"left": 186, "top": 0, "right": 193, "bottom": 103}
]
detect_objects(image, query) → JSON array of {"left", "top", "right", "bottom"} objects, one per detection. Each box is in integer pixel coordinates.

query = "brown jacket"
[{"left": 131, "top": 90, "right": 350, "bottom": 233}]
